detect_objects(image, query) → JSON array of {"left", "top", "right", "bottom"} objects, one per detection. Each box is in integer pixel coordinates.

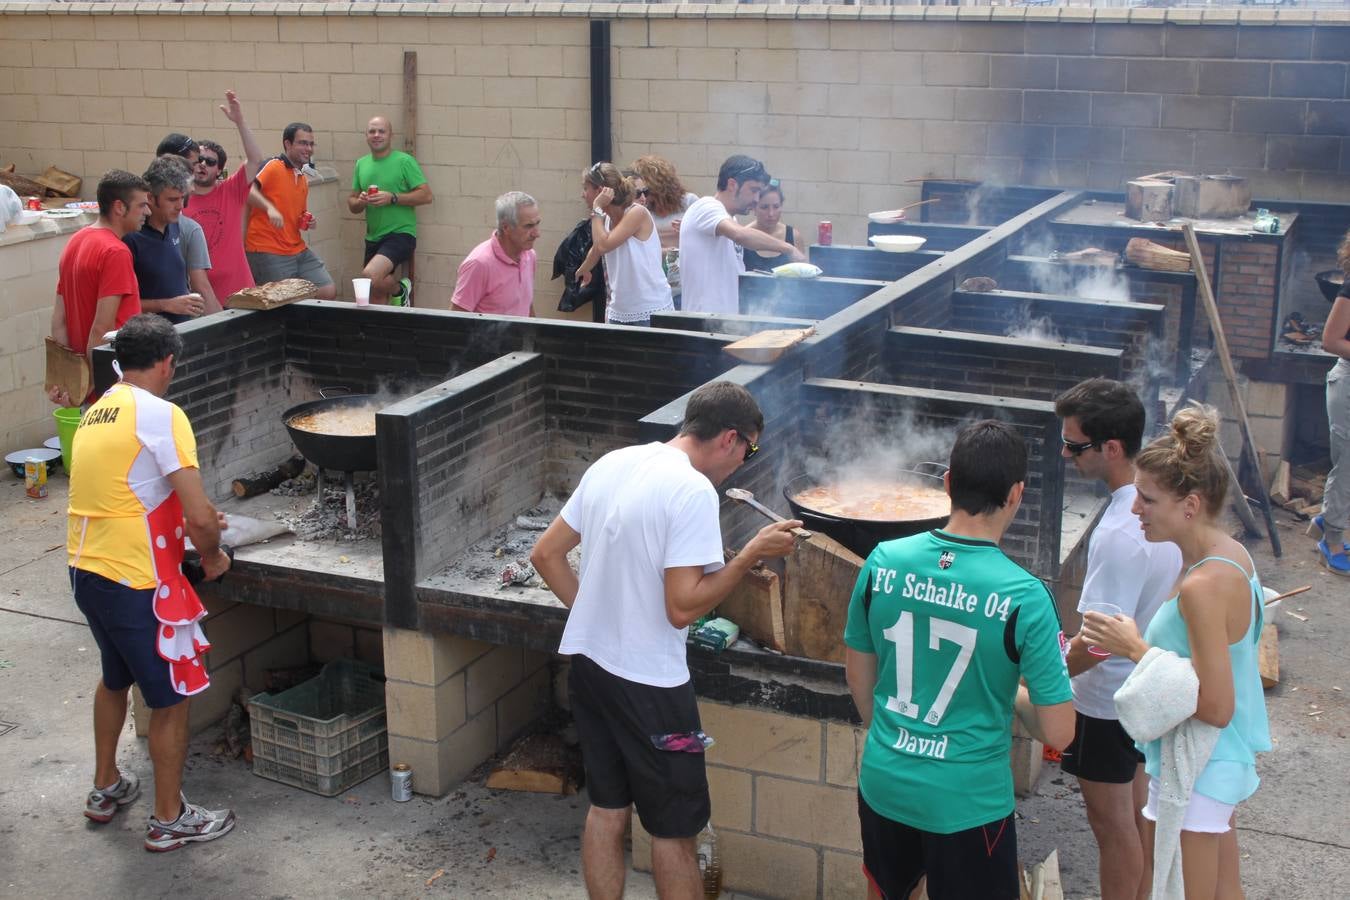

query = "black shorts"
[
  {"left": 70, "top": 567, "right": 184, "bottom": 709},
  {"left": 567, "top": 654, "right": 710, "bottom": 839},
  {"left": 858, "top": 790, "right": 1018, "bottom": 900},
  {"left": 1060, "top": 712, "right": 1144, "bottom": 784},
  {"left": 364, "top": 232, "right": 416, "bottom": 268}
]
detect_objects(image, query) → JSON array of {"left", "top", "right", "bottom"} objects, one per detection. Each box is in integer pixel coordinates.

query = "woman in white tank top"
[{"left": 576, "top": 163, "right": 674, "bottom": 326}]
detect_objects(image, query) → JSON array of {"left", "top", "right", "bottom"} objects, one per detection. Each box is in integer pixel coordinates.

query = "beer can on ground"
[
  {"left": 391, "top": 763, "right": 412, "bottom": 802},
  {"left": 817, "top": 220, "right": 832, "bottom": 246},
  {"left": 24, "top": 458, "right": 48, "bottom": 500}
]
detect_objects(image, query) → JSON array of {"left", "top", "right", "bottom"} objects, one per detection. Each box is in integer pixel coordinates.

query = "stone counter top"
[{"left": 0, "top": 208, "right": 95, "bottom": 249}]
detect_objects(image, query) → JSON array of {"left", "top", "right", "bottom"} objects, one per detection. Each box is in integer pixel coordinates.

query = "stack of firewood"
[
  {"left": 1269, "top": 460, "right": 1327, "bottom": 519},
  {"left": 0, "top": 163, "right": 82, "bottom": 199}
]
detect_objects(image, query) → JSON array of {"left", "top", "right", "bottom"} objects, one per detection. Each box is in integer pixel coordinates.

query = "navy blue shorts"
[{"left": 70, "top": 567, "right": 183, "bottom": 709}]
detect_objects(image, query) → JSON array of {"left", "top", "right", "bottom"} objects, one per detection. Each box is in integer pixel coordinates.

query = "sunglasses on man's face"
[
  {"left": 730, "top": 430, "right": 760, "bottom": 462},
  {"left": 1062, "top": 436, "right": 1101, "bottom": 457},
  {"left": 196, "top": 157, "right": 219, "bottom": 168}
]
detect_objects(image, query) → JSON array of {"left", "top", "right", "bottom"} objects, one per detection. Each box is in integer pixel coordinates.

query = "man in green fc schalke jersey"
[
  {"left": 844, "top": 419, "right": 1075, "bottom": 900},
  {"left": 347, "top": 116, "right": 433, "bottom": 305}
]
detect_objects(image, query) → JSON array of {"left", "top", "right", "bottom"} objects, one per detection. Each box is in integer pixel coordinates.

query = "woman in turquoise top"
[{"left": 1083, "top": 404, "right": 1271, "bottom": 899}]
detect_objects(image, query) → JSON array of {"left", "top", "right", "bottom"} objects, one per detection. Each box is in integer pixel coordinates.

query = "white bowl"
[
  {"left": 869, "top": 234, "right": 927, "bottom": 254},
  {"left": 1262, "top": 586, "right": 1281, "bottom": 616},
  {"left": 868, "top": 209, "right": 907, "bottom": 224}
]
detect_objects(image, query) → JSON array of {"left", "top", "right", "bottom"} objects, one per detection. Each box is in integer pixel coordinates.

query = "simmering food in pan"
[
  {"left": 287, "top": 404, "right": 379, "bottom": 436},
  {"left": 792, "top": 479, "right": 950, "bottom": 522}
]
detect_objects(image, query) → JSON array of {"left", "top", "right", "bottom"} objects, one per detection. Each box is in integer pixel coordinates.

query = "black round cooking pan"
[
  {"left": 282, "top": 392, "right": 379, "bottom": 473},
  {"left": 783, "top": 464, "right": 950, "bottom": 559},
  {"left": 1315, "top": 269, "right": 1345, "bottom": 305}
]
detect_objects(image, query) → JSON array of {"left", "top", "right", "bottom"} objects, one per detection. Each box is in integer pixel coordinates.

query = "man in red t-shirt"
[
  {"left": 182, "top": 91, "right": 268, "bottom": 302},
  {"left": 49, "top": 170, "right": 151, "bottom": 405}
]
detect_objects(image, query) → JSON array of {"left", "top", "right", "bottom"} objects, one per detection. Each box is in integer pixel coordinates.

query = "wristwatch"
[
  {"left": 391, "top": 193, "right": 399, "bottom": 205},
  {"left": 591, "top": 206, "right": 605, "bottom": 219}
]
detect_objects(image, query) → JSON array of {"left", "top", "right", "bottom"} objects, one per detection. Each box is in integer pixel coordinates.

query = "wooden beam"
[
  {"left": 1180, "top": 224, "right": 1282, "bottom": 556},
  {"left": 402, "top": 51, "right": 417, "bottom": 155}
]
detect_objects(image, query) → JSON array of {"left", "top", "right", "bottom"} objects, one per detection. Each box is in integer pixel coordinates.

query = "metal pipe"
[{"left": 589, "top": 20, "right": 612, "bottom": 166}]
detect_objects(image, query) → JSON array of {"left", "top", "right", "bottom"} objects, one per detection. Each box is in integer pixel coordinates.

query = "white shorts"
[{"left": 1141, "top": 776, "right": 1235, "bottom": 834}]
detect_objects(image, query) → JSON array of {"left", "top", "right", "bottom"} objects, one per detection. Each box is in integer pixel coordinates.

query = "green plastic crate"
[{"left": 248, "top": 659, "right": 388, "bottom": 797}]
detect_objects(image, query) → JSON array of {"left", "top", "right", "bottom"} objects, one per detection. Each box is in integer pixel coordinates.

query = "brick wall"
[
  {"left": 378, "top": 351, "right": 548, "bottom": 628},
  {"left": 809, "top": 245, "right": 946, "bottom": 282},
  {"left": 740, "top": 272, "right": 887, "bottom": 321},
  {"left": 4, "top": 6, "right": 1345, "bottom": 322},
  {"left": 885, "top": 326, "right": 1125, "bottom": 403},
  {"left": 1218, "top": 239, "right": 1282, "bottom": 360}
]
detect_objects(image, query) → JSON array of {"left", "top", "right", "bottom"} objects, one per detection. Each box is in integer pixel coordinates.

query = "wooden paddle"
[{"left": 722, "top": 325, "right": 816, "bottom": 364}]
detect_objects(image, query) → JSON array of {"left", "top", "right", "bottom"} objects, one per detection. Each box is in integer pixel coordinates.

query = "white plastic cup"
[
  {"left": 352, "top": 278, "right": 371, "bottom": 306},
  {"left": 1083, "top": 601, "right": 1123, "bottom": 657}
]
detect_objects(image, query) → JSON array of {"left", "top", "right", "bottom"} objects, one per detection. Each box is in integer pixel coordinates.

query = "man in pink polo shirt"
[{"left": 451, "top": 191, "right": 540, "bottom": 317}]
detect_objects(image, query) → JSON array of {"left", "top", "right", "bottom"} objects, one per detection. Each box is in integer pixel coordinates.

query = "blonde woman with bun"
[
  {"left": 576, "top": 162, "right": 674, "bottom": 326},
  {"left": 1081, "top": 404, "right": 1270, "bottom": 900}
]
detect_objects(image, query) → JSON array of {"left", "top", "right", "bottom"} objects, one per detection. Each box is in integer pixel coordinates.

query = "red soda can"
[
  {"left": 367, "top": 184, "right": 378, "bottom": 197},
  {"left": 817, "top": 220, "right": 832, "bottom": 246},
  {"left": 300, "top": 211, "right": 315, "bottom": 231},
  {"left": 26, "top": 196, "right": 43, "bottom": 211}
]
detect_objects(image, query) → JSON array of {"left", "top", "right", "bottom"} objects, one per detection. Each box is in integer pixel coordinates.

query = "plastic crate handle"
[{"left": 271, "top": 715, "right": 299, "bottom": 731}]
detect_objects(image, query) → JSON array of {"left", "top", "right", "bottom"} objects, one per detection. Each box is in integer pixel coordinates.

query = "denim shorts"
[{"left": 70, "top": 567, "right": 182, "bottom": 709}]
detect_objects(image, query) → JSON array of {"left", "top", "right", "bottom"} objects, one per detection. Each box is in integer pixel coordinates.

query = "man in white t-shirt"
[
  {"left": 531, "top": 381, "right": 801, "bottom": 899},
  {"left": 678, "top": 155, "right": 805, "bottom": 314},
  {"left": 1056, "top": 378, "right": 1183, "bottom": 900}
]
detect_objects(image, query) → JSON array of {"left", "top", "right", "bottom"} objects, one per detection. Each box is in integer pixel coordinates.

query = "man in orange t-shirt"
[
  {"left": 244, "top": 122, "right": 336, "bottom": 300},
  {"left": 48, "top": 169, "right": 152, "bottom": 406}
]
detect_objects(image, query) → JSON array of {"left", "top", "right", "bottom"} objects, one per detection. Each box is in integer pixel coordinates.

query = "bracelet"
[
  {"left": 591, "top": 207, "right": 605, "bottom": 219},
  {"left": 391, "top": 193, "right": 399, "bottom": 205}
]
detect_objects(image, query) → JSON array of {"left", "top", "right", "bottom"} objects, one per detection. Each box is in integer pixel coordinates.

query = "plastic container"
[
  {"left": 248, "top": 659, "right": 388, "bottom": 797},
  {"left": 53, "top": 407, "right": 83, "bottom": 475}
]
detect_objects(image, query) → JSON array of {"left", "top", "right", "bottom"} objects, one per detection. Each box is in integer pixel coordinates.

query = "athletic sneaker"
[
  {"left": 85, "top": 772, "right": 141, "bottom": 823},
  {"left": 1317, "top": 539, "right": 1350, "bottom": 577},
  {"left": 1306, "top": 515, "right": 1349, "bottom": 552},
  {"left": 392, "top": 277, "right": 412, "bottom": 307},
  {"left": 145, "top": 798, "right": 236, "bottom": 852}
]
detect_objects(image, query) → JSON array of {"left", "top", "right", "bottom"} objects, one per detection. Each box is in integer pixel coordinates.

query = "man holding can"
[
  {"left": 1055, "top": 378, "right": 1182, "bottom": 900},
  {"left": 244, "top": 122, "right": 336, "bottom": 300},
  {"left": 347, "top": 116, "right": 432, "bottom": 306},
  {"left": 844, "top": 419, "right": 1075, "bottom": 900},
  {"left": 68, "top": 313, "right": 235, "bottom": 851},
  {"left": 678, "top": 154, "right": 804, "bottom": 315},
  {"left": 531, "top": 381, "right": 801, "bottom": 898},
  {"left": 126, "top": 156, "right": 209, "bottom": 325}
]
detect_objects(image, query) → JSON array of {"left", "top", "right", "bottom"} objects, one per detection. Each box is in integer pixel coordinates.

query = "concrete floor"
[{"left": 1, "top": 474, "right": 1346, "bottom": 899}]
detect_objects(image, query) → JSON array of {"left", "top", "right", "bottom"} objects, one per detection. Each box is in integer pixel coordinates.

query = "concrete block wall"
[
  {"left": 3, "top": 5, "right": 1347, "bottom": 324},
  {"left": 885, "top": 326, "right": 1125, "bottom": 403},
  {"left": 382, "top": 626, "right": 552, "bottom": 797},
  {"left": 0, "top": 217, "right": 89, "bottom": 453}
]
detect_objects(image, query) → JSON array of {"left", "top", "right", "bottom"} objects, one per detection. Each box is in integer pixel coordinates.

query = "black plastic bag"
[{"left": 553, "top": 218, "right": 607, "bottom": 313}]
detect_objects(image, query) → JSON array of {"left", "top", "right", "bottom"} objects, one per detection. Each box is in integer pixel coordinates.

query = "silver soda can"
[{"left": 391, "top": 763, "right": 412, "bottom": 801}]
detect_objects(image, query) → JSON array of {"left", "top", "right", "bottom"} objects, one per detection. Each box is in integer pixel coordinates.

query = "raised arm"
[{"left": 220, "top": 90, "right": 266, "bottom": 183}]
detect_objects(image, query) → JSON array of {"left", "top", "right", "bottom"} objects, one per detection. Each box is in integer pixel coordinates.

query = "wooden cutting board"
[
  {"left": 718, "top": 558, "right": 785, "bottom": 652},
  {"left": 784, "top": 533, "right": 864, "bottom": 663},
  {"left": 227, "top": 278, "right": 318, "bottom": 310},
  {"left": 723, "top": 326, "right": 816, "bottom": 364},
  {"left": 45, "top": 337, "right": 90, "bottom": 404}
]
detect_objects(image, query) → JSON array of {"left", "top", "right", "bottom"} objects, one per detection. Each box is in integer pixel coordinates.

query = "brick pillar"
[{"left": 382, "top": 627, "right": 552, "bottom": 797}]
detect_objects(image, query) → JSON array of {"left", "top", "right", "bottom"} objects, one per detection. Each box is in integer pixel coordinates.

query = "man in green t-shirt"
[
  {"left": 347, "top": 116, "right": 433, "bottom": 305},
  {"left": 844, "top": 419, "right": 1075, "bottom": 900}
]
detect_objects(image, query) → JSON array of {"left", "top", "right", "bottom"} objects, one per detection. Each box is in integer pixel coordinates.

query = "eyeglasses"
[
  {"left": 635, "top": 188, "right": 651, "bottom": 197},
  {"left": 196, "top": 157, "right": 219, "bottom": 168},
  {"left": 1062, "top": 436, "right": 1101, "bottom": 457},
  {"left": 730, "top": 429, "right": 760, "bottom": 462}
]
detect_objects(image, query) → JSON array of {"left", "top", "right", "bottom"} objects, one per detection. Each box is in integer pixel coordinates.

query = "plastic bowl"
[
  {"left": 868, "top": 234, "right": 927, "bottom": 254},
  {"left": 1262, "top": 586, "right": 1281, "bottom": 616},
  {"left": 5, "top": 447, "right": 61, "bottom": 478},
  {"left": 867, "top": 209, "right": 907, "bottom": 224}
]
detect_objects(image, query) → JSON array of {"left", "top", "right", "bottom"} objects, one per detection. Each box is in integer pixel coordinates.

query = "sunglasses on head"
[
  {"left": 727, "top": 162, "right": 767, "bottom": 186},
  {"left": 1062, "top": 436, "right": 1101, "bottom": 457}
]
